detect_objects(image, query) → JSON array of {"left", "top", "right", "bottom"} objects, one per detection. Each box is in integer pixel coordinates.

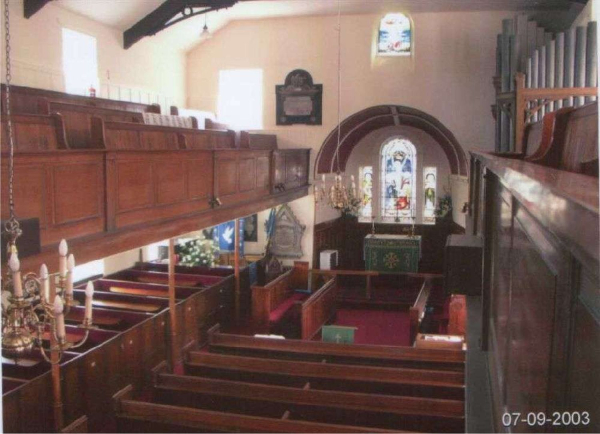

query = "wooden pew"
[
  {"left": 117, "top": 399, "right": 394, "bottom": 433},
  {"left": 106, "top": 269, "right": 223, "bottom": 287},
  {"left": 252, "top": 267, "right": 303, "bottom": 331},
  {"left": 185, "top": 352, "right": 465, "bottom": 400},
  {"left": 91, "top": 116, "right": 237, "bottom": 150},
  {"left": 134, "top": 261, "right": 234, "bottom": 277},
  {"left": 72, "top": 288, "right": 170, "bottom": 314},
  {"left": 410, "top": 279, "right": 433, "bottom": 344},
  {"left": 240, "top": 131, "right": 278, "bottom": 150},
  {"left": 1, "top": 83, "right": 161, "bottom": 115},
  {"left": 65, "top": 305, "right": 151, "bottom": 331},
  {"left": 43, "top": 100, "right": 144, "bottom": 149},
  {"left": 1, "top": 113, "right": 68, "bottom": 152},
  {"left": 154, "top": 373, "right": 464, "bottom": 432},
  {"left": 297, "top": 274, "right": 337, "bottom": 340},
  {"left": 497, "top": 102, "right": 598, "bottom": 176},
  {"left": 207, "top": 328, "right": 465, "bottom": 371}
]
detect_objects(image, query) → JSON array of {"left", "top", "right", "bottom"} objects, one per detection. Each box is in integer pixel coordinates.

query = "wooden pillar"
[
  {"left": 234, "top": 218, "right": 241, "bottom": 322},
  {"left": 50, "top": 281, "right": 64, "bottom": 432},
  {"left": 168, "top": 239, "right": 179, "bottom": 372}
]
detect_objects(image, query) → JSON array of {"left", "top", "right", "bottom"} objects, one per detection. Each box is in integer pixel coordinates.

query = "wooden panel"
[
  {"left": 53, "top": 163, "right": 103, "bottom": 225},
  {"left": 215, "top": 157, "right": 238, "bottom": 196},
  {"left": 301, "top": 277, "right": 337, "bottom": 340},
  {"left": 187, "top": 154, "right": 213, "bottom": 200},
  {"left": 116, "top": 161, "right": 154, "bottom": 211},
  {"left": 256, "top": 156, "right": 270, "bottom": 188},
  {"left": 156, "top": 162, "right": 186, "bottom": 205},
  {"left": 238, "top": 158, "right": 257, "bottom": 192},
  {"left": 1, "top": 152, "right": 105, "bottom": 246}
]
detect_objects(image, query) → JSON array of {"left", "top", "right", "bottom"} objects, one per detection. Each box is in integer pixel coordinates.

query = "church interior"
[{"left": 0, "top": 0, "right": 598, "bottom": 432}]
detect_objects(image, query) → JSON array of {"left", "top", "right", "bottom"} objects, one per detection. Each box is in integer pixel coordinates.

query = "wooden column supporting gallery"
[
  {"left": 234, "top": 219, "right": 241, "bottom": 322},
  {"left": 168, "top": 239, "right": 181, "bottom": 373}
]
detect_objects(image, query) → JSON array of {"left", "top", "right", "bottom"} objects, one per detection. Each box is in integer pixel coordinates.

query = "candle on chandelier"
[
  {"left": 40, "top": 264, "right": 49, "bottom": 302},
  {"left": 322, "top": 174, "right": 325, "bottom": 183},
  {"left": 66, "top": 254, "right": 75, "bottom": 297},
  {"left": 351, "top": 175, "right": 356, "bottom": 196},
  {"left": 84, "top": 281, "right": 94, "bottom": 323},
  {"left": 54, "top": 295, "right": 66, "bottom": 340},
  {"left": 58, "top": 239, "right": 68, "bottom": 278},
  {"left": 8, "top": 253, "right": 23, "bottom": 298}
]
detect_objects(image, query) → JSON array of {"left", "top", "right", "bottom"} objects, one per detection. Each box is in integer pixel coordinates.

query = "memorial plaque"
[
  {"left": 270, "top": 204, "right": 306, "bottom": 258},
  {"left": 276, "top": 69, "right": 322, "bottom": 125}
]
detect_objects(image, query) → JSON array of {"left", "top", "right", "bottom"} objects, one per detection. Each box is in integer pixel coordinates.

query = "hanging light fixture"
[
  {"left": 1, "top": 0, "right": 95, "bottom": 362},
  {"left": 315, "top": 0, "right": 361, "bottom": 215},
  {"left": 200, "top": 13, "right": 211, "bottom": 39}
]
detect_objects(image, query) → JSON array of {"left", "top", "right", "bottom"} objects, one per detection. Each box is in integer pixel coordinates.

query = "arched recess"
[{"left": 314, "top": 105, "right": 468, "bottom": 177}]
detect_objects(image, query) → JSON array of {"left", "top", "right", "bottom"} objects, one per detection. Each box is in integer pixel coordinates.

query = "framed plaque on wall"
[{"left": 276, "top": 69, "right": 322, "bottom": 125}]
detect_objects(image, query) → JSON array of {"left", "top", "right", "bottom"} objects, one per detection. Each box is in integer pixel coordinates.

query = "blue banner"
[{"left": 216, "top": 219, "right": 244, "bottom": 255}]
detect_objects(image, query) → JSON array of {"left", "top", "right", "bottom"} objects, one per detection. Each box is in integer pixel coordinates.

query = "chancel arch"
[{"left": 314, "top": 105, "right": 468, "bottom": 177}]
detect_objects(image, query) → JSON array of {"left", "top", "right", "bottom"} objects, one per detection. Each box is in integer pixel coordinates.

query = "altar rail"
[{"left": 468, "top": 150, "right": 599, "bottom": 432}]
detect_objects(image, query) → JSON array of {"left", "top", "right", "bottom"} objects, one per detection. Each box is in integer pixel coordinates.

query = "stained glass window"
[
  {"left": 377, "top": 13, "right": 412, "bottom": 57},
  {"left": 359, "top": 166, "right": 373, "bottom": 219},
  {"left": 423, "top": 167, "right": 437, "bottom": 224},
  {"left": 380, "top": 139, "right": 416, "bottom": 223}
]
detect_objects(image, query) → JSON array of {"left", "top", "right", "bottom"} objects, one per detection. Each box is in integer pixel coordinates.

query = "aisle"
[{"left": 332, "top": 308, "right": 411, "bottom": 346}]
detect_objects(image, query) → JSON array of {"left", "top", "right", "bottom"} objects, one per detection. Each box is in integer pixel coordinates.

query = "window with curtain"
[
  {"left": 217, "top": 69, "right": 263, "bottom": 130},
  {"left": 380, "top": 138, "right": 417, "bottom": 223},
  {"left": 377, "top": 13, "right": 412, "bottom": 56},
  {"left": 62, "top": 28, "right": 99, "bottom": 96}
]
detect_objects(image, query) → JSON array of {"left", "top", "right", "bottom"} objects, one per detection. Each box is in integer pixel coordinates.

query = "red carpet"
[{"left": 333, "top": 309, "right": 410, "bottom": 346}]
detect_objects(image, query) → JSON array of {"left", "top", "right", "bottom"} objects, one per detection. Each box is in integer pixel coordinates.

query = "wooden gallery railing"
[
  {"left": 0, "top": 108, "right": 310, "bottom": 274},
  {"left": 467, "top": 148, "right": 599, "bottom": 431}
]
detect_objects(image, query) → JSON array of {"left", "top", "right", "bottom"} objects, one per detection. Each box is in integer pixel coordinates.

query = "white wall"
[
  {"left": 0, "top": 0, "right": 186, "bottom": 109},
  {"left": 187, "top": 10, "right": 514, "bottom": 232}
]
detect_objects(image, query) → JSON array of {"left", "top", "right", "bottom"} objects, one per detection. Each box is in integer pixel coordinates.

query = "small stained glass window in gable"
[
  {"left": 359, "top": 166, "right": 373, "bottom": 220},
  {"left": 377, "top": 13, "right": 412, "bottom": 56},
  {"left": 380, "top": 138, "right": 417, "bottom": 223},
  {"left": 423, "top": 167, "right": 437, "bottom": 225}
]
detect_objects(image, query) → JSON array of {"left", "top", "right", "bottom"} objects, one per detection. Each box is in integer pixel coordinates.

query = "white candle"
[
  {"left": 40, "top": 264, "right": 49, "bottom": 302},
  {"left": 8, "top": 253, "right": 23, "bottom": 298},
  {"left": 84, "top": 281, "right": 94, "bottom": 323},
  {"left": 321, "top": 174, "right": 325, "bottom": 183},
  {"left": 58, "top": 239, "right": 68, "bottom": 278},
  {"left": 66, "top": 254, "right": 75, "bottom": 296},
  {"left": 54, "top": 296, "right": 66, "bottom": 340}
]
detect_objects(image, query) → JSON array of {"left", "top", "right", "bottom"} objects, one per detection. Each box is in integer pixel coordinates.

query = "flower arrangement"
[
  {"left": 340, "top": 196, "right": 363, "bottom": 217},
  {"left": 434, "top": 194, "right": 453, "bottom": 218},
  {"left": 176, "top": 234, "right": 219, "bottom": 267}
]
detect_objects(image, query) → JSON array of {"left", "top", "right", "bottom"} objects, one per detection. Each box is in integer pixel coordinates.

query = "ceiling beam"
[
  {"left": 23, "top": 0, "right": 52, "bottom": 19},
  {"left": 123, "top": 0, "right": 238, "bottom": 49}
]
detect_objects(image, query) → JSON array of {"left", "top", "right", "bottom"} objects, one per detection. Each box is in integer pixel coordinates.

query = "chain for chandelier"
[
  {"left": 3, "top": 0, "right": 21, "bottom": 246},
  {"left": 335, "top": 0, "right": 342, "bottom": 174}
]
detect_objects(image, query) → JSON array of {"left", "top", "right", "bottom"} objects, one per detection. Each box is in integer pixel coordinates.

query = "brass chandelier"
[
  {"left": 314, "top": 0, "right": 361, "bottom": 214},
  {"left": 1, "top": 0, "right": 95, "bottom": 363}
]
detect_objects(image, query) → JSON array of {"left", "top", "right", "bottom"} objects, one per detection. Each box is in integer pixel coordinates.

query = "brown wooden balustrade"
[
  {"left": 468, "top": 150, "right": 599, "bottom": 432},
  {"left": 1, "top": 146, "right": 310, "bottom": 274}
]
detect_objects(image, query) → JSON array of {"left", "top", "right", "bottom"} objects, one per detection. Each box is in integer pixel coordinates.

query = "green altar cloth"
[{"left": 364, "top": 234, "right": 421, "bottom": 273}]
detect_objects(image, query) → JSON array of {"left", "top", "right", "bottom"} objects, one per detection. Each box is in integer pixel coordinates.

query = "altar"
[{"left": 364, "top": 234, "right": 421, "bottom": 273}]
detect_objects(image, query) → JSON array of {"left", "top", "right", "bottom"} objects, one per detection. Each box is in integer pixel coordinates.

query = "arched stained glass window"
[
  {"left": 359, "top": 166, "right": 373, "bottom": 219},
  {"left": 377, "top": 13, "right": 412, "bottom": 56},
  {"left": 380, "top": 138, "right": 416, "bottom": 222}
]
